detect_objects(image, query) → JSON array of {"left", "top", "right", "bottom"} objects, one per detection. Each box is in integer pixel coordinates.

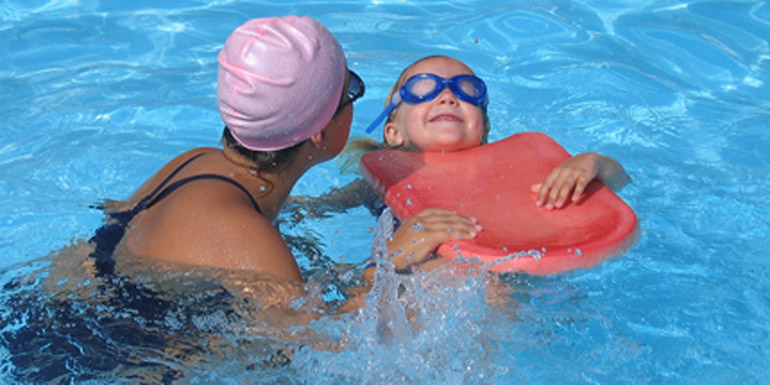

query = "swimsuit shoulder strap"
[
  {"left": 143, "top": 174, "right": 262, "bottom": 214},
  {"left": 132, "top": 152, "right": 208, "bottom": 213}
]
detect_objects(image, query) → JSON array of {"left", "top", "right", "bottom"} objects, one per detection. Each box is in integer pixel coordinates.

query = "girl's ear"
[{"left": 384, "top": 122, "right": 405, "bottom": 148}]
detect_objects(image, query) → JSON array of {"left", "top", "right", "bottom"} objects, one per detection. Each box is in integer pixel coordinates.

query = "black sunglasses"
[{"left": 336, "top": 69, "right": 365, "bottom": 113}]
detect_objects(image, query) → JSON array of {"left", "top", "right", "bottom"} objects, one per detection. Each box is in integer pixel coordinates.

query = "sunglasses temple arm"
[{"left": 364, "top": 103, "right": 397, "bottom": 134}]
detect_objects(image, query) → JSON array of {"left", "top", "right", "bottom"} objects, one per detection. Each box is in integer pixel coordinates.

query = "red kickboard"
[{"left": 360, "top": 132, "right": 638, "bottom": 275}]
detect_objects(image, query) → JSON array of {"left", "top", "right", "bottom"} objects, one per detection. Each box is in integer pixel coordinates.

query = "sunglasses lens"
[
  {"left": 336, "top": 70, "right": 365, "bottom": 114},
  {"left": 348, "top": 70, "right": 364, "bottom": 100}
]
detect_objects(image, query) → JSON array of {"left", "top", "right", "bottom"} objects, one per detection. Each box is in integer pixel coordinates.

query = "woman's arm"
[{"left": 283, "top": 178, "right": 375, "bottom": 221}]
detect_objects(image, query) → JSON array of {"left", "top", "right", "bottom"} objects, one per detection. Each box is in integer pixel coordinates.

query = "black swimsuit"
[{"left": 89, "top": 152, "right": 262, "bottom": 276}]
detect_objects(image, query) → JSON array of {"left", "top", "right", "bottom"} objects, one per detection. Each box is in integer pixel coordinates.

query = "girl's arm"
[
  {"left": 532, "top": 152, "right": 631, "bottom": 210},
  {"left": 386, "top": 208, "right": 481, "bottom": 272},
  {"left": 339, "top": 208, "right": 480, "bottom": 312}
]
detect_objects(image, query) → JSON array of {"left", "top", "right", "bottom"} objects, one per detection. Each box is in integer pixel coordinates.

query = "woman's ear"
[
  {"left": 384, "top": 122, "right": 405, "bottom": 148},
  {"left": 309, "top": 130, "right": 326, "bottom": 150}
]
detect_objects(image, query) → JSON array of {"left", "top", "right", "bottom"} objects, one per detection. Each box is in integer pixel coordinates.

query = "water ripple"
[{"left": 1, "top": 1, "right": 769, "bottom": 384}]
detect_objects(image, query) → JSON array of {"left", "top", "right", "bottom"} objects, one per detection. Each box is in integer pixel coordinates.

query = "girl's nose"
[{"left": 436, "top": 88, "right": 459, "bottom": 105}]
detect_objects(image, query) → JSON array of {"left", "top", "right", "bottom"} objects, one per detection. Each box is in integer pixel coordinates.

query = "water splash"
[{"left": 291, "top": 262, "right": 514, "bottom": 385}]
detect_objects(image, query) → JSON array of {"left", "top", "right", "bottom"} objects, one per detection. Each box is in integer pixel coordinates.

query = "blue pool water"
[{"left": 1, "top": 0, "right": 769, "bottom": 383}]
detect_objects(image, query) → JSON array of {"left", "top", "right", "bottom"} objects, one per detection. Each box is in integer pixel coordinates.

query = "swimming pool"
[{"left": 1, "top": 0, "right": 769, "bottom": 383}]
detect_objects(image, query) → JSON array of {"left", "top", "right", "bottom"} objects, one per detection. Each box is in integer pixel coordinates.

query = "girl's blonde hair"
[{"left": 338, "top": 55, "right": 490, "bottom": 174}]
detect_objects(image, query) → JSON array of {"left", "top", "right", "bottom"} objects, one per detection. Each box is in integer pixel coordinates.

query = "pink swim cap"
[{"left": 217, "top": 16, "right": 347, "bottom": 151}]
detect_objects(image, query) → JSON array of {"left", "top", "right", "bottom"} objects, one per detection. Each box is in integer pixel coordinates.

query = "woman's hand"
[
  {"left": 387, "top": 208, "right": 481, "bottom": 272},
  {"left": 532, "top": 152, "right": 630, "bottom": 209}
]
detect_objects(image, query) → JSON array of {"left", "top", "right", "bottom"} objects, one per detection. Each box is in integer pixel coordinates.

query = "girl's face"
[{"left": 384, "top": 57, "right": 485, "bottom": 152}]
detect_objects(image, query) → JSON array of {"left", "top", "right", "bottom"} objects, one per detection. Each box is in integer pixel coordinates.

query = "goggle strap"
[{"left": 365, "top": 102, "right": 397, "bottom": 134}]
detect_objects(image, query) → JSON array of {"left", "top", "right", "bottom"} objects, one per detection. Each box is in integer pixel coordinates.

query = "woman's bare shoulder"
[{"left": 127, "top": 188, "right": 302, "bottom": 282}]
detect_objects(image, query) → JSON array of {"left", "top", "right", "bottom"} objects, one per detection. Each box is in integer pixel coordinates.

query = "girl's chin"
[{"left": 418, "top": 141, "right": 476, "bottom": 152}]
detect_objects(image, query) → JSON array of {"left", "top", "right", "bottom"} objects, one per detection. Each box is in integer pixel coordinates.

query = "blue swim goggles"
[{"left": 365, "top": 73, "right": 489, "bottom": 134}]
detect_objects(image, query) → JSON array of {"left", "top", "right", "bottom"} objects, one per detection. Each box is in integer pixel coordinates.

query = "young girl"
[{"left": 301, "top": 55, "right": 631, "bottom": 276}]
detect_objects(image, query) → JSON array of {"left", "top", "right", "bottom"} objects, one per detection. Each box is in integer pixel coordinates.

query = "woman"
[{"left": 89, "top": 16, "right": 365, "bottom": 283}]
